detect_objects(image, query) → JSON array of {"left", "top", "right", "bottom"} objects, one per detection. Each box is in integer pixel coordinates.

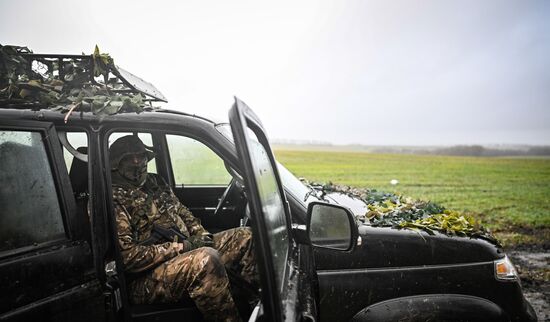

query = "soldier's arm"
[
  {"left": 152, "top": 174, "right": 209, "bottom": 236},
  {"left": 115, "top": 203, "right": 180, "bottom": 273},
  {"left": 176, "top": 203, "right": 208, "bottom": 236}
]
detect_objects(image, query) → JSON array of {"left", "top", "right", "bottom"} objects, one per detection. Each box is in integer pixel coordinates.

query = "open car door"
[{"left": 229, "top": 97, "right": 317, "bottom": 322}]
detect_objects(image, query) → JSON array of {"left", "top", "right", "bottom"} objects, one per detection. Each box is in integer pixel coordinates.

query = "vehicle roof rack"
[
  {"left": 20, "top": 53, "right": 167, "bottom": 102},
  {"left": 1, "top": 45, "right": 168, "bottom": 115}
]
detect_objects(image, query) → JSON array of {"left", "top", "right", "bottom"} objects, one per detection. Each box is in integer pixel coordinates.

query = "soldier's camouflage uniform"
[{"left": 112, "top": 172, "right": 257, "bottom": 321}]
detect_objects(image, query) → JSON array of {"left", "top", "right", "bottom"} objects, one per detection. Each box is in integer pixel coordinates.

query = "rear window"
[{"left": 0, "top": 130, "right": 66, "bottom": 252}]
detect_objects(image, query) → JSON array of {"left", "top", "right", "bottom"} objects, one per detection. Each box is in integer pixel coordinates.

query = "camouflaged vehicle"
[{"left": 0, "top": 52, "right": 537, "bottom": 322}]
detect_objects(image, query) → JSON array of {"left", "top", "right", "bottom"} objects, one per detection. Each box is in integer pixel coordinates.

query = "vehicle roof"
[{"left": 0, "top": 106, "right": 218, "bottom": 128}]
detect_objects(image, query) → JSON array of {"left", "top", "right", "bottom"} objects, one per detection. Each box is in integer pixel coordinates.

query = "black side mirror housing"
[{"left": 306, "top": 201, "right": 359, "bottom": 252}]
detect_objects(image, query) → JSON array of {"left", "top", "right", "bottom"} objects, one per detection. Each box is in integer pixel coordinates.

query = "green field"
[{"left": 274, "top": 149, "right": 550, "bottom": 244}]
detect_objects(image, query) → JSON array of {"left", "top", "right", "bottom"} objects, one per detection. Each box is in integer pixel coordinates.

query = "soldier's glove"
[
  {"left": 184, "top": 234, "right": 214, "bottom": 251},
  {"left": 202, "top": 233, "right": 214, "bottom": 241}
]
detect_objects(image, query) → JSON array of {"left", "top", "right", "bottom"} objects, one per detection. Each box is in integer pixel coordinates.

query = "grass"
[{"left": 274, "top": 149, "right": 550, "bottom": 242}]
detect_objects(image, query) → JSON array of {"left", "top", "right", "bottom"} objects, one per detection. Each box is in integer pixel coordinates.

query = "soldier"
[{"left": 109, "top": 135, "right": 257, "bottom": 322}]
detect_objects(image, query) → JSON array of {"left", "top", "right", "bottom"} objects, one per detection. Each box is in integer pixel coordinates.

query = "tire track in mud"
[{"left": 507, "top": 249, "right": 550, "bottom": 321}]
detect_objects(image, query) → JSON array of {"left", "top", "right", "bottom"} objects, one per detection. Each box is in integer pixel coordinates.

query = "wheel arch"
[{"left": 350, "top": 294, "right": 509, "bottom": 322}]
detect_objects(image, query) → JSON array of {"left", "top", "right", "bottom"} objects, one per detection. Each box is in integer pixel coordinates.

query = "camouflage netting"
[
  {"left": 0, "top": 44, "right": 159, "bottom": 117},
  {"left": 304, "top": 181, "right": 500, "bottom": 245}
]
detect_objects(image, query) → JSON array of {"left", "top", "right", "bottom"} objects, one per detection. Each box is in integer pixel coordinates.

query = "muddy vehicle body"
[
  {"left": 0, "top": 53, "right": 537, "bottom": 322},
  {"left": 0, "top": 100, "right": 538, "bottom": 322}
]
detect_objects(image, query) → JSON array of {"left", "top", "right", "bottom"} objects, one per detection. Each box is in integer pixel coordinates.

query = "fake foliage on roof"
[
  {"left": 0, "top": 44, "right": 165, "bottom": 118},
  {"left": 306, "top": 181, "right": 499, "bottom": 245}
]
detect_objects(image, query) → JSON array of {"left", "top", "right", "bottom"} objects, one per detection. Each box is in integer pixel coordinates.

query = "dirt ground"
[{"left": 506, "top": 245, "right": 550, "bottom": 321}]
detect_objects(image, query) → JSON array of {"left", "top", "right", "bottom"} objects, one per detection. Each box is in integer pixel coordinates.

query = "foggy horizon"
[{"left": 270, "top": 138, "right": 550, "bottom": 148}]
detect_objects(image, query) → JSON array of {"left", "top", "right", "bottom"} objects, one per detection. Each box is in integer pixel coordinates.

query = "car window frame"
[
  {"left": 101, "top": 125, "right": 240, "bottom": 319},
  {"left": 102, "top": 126, "right": 232, "bottom": 185},
  {"left": 229, "top": 98, "right": 298, "bottom": 321}
]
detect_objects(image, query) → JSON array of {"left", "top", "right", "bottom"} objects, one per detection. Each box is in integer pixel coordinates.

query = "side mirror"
[{"left": 307, "top": 201, "right": 358, "bottom": 252}]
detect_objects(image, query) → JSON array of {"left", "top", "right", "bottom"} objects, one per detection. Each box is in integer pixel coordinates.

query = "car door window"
[
  {"left": 166, "top": 134, "right": 231, "bottom": 185},
  {"left": 0, "top": 130, "right": 66, "bottom": 252}
]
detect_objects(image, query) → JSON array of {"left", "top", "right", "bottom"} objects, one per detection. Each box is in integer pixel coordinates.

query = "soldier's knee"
[
  {"left": 241, "top": 226, "right": 252, "bottom": 236},
  {"left": 234, "top": 227, "right": 252, "bottom": 241},
  {"left": 192, "top": 247, "right": 225, "bottom": 276},
  {"left": 237, "top": 227, "right": 253, "bottom": 250}
]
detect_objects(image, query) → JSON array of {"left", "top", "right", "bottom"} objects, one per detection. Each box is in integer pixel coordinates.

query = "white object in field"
[{"left": 390, "top": 179, "right": 399, "bottom": 185}]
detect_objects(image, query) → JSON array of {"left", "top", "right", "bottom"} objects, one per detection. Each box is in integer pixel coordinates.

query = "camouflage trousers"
[{"left": 129, "top": 227, "right": 258, "bottom": 322}]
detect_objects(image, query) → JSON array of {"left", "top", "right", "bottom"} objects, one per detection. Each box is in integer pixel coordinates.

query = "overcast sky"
[{"left": 1, "top": 0, "right": 549, "bottom": 145}]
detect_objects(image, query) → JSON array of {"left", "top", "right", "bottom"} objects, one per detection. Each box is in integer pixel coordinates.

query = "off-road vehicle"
[{"left": 0, "top": 50, "right": 537, "bottom": 322}]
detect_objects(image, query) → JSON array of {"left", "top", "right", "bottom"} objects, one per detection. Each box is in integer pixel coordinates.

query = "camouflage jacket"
[{"left": 112, "top": 173, "right": 209, "bottom": 273}]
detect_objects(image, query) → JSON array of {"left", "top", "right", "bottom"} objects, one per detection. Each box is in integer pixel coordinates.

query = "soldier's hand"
[
  {"left": 201, "top": 233, "right": 214, "bottom": 245},
  {"left": 172, "top": 242, "right": 186, "bottom": 254},
  {"left": 188, "top": 235, "right": 214, "bottom": 250},
  {"left": 184, "top": 240, "right": 195, "bottom": 252}
]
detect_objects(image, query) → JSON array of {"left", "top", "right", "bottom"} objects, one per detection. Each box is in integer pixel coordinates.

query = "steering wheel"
[
  {"left": 214, "top": 177, "right": 240, "bottom": 216},
  {"left": 215, "top": 161, "right": 250, "bottom": 224}
]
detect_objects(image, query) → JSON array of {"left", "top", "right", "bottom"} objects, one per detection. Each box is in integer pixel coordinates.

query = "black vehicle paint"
[{"left": 291, "top": 191, "right": 536, "bottom": 322}]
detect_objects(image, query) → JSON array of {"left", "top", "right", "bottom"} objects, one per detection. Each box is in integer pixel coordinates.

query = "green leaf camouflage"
[
  {"left": 304, "top": 180, "right": 499, "bottom": 245},
  {"left": 0, "top": 44, "right": 161, "bottom": 117}
]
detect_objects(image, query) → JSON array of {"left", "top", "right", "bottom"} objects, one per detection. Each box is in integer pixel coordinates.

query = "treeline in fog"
[{"left": 370, "top": 145, "right": 550, "bottom": 157}]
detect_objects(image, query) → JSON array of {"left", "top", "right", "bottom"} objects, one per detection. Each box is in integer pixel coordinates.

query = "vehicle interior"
[{"left": 59, "top": 129, "right": 254, "bottom": 321}]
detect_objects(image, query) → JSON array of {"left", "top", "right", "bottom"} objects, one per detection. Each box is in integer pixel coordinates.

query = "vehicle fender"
[{"left": 350, "top": 294, "right": 508, "bottom": 322}]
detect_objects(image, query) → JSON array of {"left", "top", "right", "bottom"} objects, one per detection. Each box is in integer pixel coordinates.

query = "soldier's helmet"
[{"left": 109, "top": 135, "right": 155, "bottom": 170}]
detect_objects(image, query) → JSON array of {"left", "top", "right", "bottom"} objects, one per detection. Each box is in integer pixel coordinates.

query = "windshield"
[
  {"left": 277, "top": 163, "right": 318, "bottom": 203},
  {"left": 216, "top": 123, "right": 314, "bottom": 204}
]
